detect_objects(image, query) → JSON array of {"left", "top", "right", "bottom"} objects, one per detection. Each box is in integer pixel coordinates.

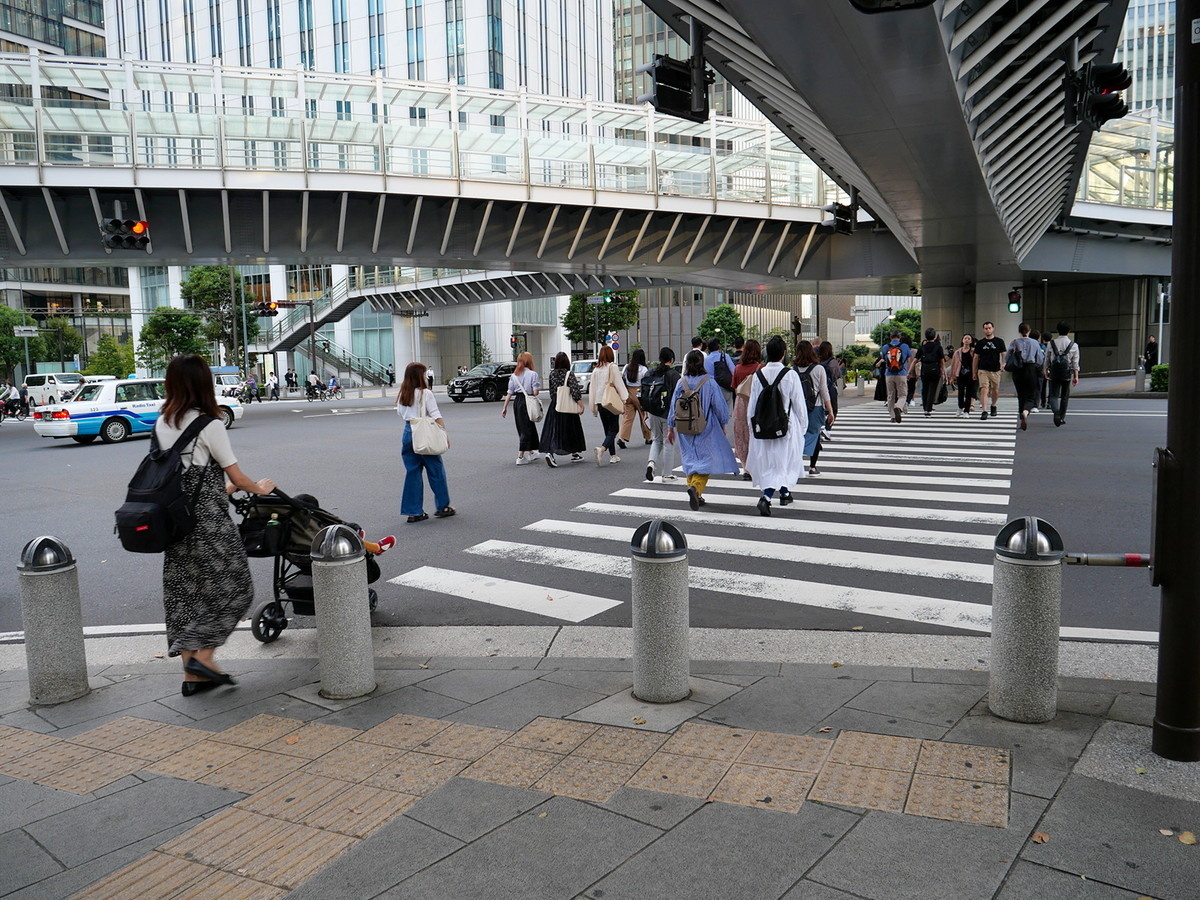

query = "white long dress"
[{"left": 745, "top": 361, "right": 809, "bottom": 489}]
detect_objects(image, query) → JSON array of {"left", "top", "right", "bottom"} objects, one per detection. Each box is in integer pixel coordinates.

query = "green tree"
[
  {"left": 39, "top": 317, "right": 82, "bottom": 369},
  {"left": 179, "top": 265, "right": 259, "bottom": 363},
  {"left": 0, "top": 306, "right": 47, "bottom": 381},
  {"left": 136, "top": 307, "right": 207, "bottom": 371},
  {"left": 83, "top": 335, "right": 137, "bottom": 378},
  {"left": 869, "top": 308, "right": 922, "bottom": 347},
  {"left": 839, "top": 343, "right": 872, "bottom": 365},
  {"left": 561, "top": 290, "right": 641, "bottom": 351},
  {"left": 696, "top": 304, "right": 745, "bottom": 345}
]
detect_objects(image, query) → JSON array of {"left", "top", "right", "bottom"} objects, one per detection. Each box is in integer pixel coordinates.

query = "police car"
[{"left": 32, "top": 378, "right": 243, "bottom": 445}]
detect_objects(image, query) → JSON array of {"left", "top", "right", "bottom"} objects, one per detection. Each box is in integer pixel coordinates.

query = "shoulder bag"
[
  {"left": 556, "top": 373, "right": 582, "bottom": 415},
  {"left": 601, "top": 364, "right": 625, "bottom": 415},
  {"left": 410, "top": 390, "right": 449, "bottom": 455},
  {"left": 522, "top": 383, "right": 544, "bottom": 423}
]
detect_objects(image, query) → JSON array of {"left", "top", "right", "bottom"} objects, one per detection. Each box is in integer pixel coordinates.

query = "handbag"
[
  {"left": 936, "top": 381, "right": 948, "bottom": 405},
  {"left": 1004, "top": 344, "right": 1022, "bottom": 373},
  {"left": 524, "top": 392, "right": 544, "bottom": 423},
  {"left": 601, "top": 365, "right": 625, "bottom": 415},
  {"left": 556, "top": 378, "right": 582, "bottom": 415},
  {"left": 410, "top": 390, "right": 448, "bottom": 455},
  {"left": 873, "top": 377, "right": 887, "bottom": 402}
]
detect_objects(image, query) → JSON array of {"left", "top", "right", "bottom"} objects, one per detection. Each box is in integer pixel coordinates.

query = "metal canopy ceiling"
[{"left": 642, "top": 0, "right": 1131, "bottom": 288}]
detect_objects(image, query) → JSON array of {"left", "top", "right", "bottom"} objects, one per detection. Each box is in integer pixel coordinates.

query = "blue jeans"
[{"left": 401, "top": 422, "right": 450, "bottom": 516}]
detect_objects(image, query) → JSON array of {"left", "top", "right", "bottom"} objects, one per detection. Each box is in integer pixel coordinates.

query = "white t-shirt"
[
  {"left": 396, "top": 388, "right": 442, "bottom": 421},
  {"left": 153, "top": 409, "right": 236, "bottom": 470}
]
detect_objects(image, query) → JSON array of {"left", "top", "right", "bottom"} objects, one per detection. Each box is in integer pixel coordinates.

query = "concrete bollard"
[
  {"left": 988, "top": 517, "right": 1065, "bottom": 723},
  {"left": 630, "top": 521, "right": 690, "bottom": 703},
  {"left": 311, "top": 524, "right": 376, "bottom": 700},
  {"left": 18, "top": 536, "right": 89, "bottom": 706}
]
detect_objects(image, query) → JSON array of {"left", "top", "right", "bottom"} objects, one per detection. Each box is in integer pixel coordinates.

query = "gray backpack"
[{"left": 674, "top": 376, "right": 709, "bottom": 435}]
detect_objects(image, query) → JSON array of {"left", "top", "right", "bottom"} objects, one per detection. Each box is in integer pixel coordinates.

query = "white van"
[{"left": 24, "top": 372, "right": 84, "bottom": 406}]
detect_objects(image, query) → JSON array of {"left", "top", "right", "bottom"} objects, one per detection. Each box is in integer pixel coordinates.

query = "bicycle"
[
  {"left": 1, "top": 399, "right": 27, "bottom": 422},
  {"left": 327, "top": 386, "right": 344, "bottom": 401}
]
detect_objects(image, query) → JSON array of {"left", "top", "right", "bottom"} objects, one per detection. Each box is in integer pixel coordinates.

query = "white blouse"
[
  {"left": 396, "top": 388, "right": 442, "bottom": 421},
  {"left": 153, "top": 409, "right": 236, "bottom": 470}
]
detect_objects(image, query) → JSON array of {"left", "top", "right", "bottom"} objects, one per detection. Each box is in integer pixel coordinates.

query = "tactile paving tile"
[
  {"left": 211, "top": 715, "right": 304, "bottom": 749},
  {"left": 808, "top": 762, "right": 912, "bottom": 813},
  {"left": 260, "top": 722, "right": 360, "bottom": 759},
  {"left": 531, "top": 755, "right": 637, "bottom": 802},
  {"left": 625, "top": 751, "right": 731, "bottom": 800},
  {"left": 0, "top": 728, "right": 61, "bottom": 762},
  {"left": 0, "top": 741, "right": 97, "bottom": 780},
  {"left": 301, "top": 741, "right": 405, "bottom": 783},
  {"left": 503, "top": 717, "right": 598, "bottom": 755},
  {"left": 915, "top": 740, "right": 1011, "bottom": 785},
  {"left": 573, "top": 725, "right": 667, "bottom": 766},
  {"left": 460, "top": 746, "right": 562, "bottom": 789},
  {"left": 109, "top": 723, "right": 212, "bottom": 761},
  {"left": 661, "top": 722, "right": 755, "bottom": 762},
  {"left": 66, "top": 717, "right": 166, "bottom": 752},
  {"left": 737, "top": 731, "right": 833, "bottom": 773},
  {"left": 827, "top": 731, "right": 922, "bottom": 772},
  {"left": 38, "top": 751, "right": 147, "bottom": 794},
  {"left": 238, "top": 772, "right": 358, "bottom": 821},
  {"left": 159, "top": 808, "right": 356, "bottom": 890},
  {"left": 290, "top": 783, "right": 419, "bottom": 837},
  {"left": 69, "top": 851, "right": 225, "bottom": 900},
  {"left": 411, "top": 723, "right": 511, "bottom": 760},
  {"left": 904, "top": 774, "right": 1009, "bottom": 828},
  {"left": 354, "top": 713, "right": 451, "bottom": 750},
  {"left": 146, "top": 740, "right": 251, "bottom": 780},
  {"left": 362, "top": 752, "right": 468, "bottom": 795},
  {"left": 199, "top": 749, "right": 308, "bottom": 793},
  {"left": 710, "top": 763, "right": 815, "bottom": 814}
]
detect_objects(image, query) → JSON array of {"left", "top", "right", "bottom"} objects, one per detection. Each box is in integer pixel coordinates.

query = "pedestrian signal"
[{"left": 820, "top": 202, "right": 855, "bottom": 236}]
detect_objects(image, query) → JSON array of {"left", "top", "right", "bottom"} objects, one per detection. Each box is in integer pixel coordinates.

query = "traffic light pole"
[{"left": 1151, "top": 0, "right": 1200, "bottom": 762}]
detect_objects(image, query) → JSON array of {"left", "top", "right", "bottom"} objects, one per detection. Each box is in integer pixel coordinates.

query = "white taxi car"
[{"left": 33, "top": 378, "right": 243, "bottom": 445}]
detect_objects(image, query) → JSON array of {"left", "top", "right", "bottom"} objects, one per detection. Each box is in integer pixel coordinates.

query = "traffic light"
[
  {"left": 821, "top": 202, "right": 855, "bottom": 236},
  {"left": 253, "top": 301, "right": 279, "bottom": 317},
  {"left": 510, "top": 336, "right": 518, "bottom": 348},
  {"left": 1007, "top": 290, "right": 1022, "bottom": 314},
  {"left": 636, "top": 54, "right": 711, "bottom": 124},
  {"left": 1065, "top": 62, "right": 1131, "bottom": 128},
  {"left": 100, "top": 218, "right": 150, "bottom": 250}
]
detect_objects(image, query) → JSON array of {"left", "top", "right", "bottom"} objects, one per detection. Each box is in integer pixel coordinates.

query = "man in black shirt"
[
  {"left": 1144, "top": 335, "right": 1159, "bottom": 373},
  {"left": 971, "top": 321, "right": 1006, "bottom": 420}
]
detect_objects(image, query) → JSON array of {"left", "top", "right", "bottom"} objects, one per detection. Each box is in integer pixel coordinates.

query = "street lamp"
[
  {"left": 839, "top": 319, "right": 855, "bottom": 351},
  {"left": 585, "top": 293, "right": 612, "bottom": 355}
]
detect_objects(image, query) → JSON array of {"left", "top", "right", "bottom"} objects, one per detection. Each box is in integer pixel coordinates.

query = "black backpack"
[
  {"left": 639, "top": 366, "right": 670, "bottom": 418},
  {"left": 920, "top": 340, "right": 943, "bottom": 366},
  {"left": 751, "top": 369, "right": 791, "bottom": 439},
  {"left": 712, "top": 354, "right": 733, "bottom": 391},
  {"left": 794, "top": 364, "right": 819, "bottom": 411},
  {"left": 1048, "top": 340, "right": 1074, "bottom": 381},
  {"left": 115, "top": 415, "right": 213, "bottom": 553}
]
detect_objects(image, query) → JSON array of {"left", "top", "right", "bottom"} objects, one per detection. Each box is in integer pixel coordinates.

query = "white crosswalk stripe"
[{"left": 389, "top": 566, "right": 621, "bottom": 622}]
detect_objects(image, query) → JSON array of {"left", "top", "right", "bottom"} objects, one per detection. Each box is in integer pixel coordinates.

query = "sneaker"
[
  {"left": 617, "top": 439, "right": 627, "bottom": 450},
  {"left": 594, "top": 447, "right": 604, "bottom": 466},
  {"left": 893, "top": 409, "right": 902, "bottom": 423},
  {"left": 662, "top": 474, "right": 678, "bottom": 483},
  {"left": 688, "top": 486, "right": 701, "bottom": 511},
  {"left": 820, "top": 428, "right": 833, "bottom": 441},
  {"left": 991, "top": 405, "right": 998, "bottom": 417},
  {"left": 1054, "top": 417, "right": 1064, "bottom": 427},
  {"left": 570, "top": 453, "right": 584, "bottom": 462},
  {"left": 645, "top": 462, "right": 655, "bottom": 482},
  {"left": 610, "top": 456, "right": 621, "bottom": 464},
  {"left": 980, "top": 410, "right": 989, "bottom": 421},
  {"left": 1030, "top": 407, "right": 1039, "bottom": 414},
  {"left": 545, "top": 455, "right": 558, "bottom": 468},
  {"left": 515, "top": 456, "right": 528, "bottom": 466}
]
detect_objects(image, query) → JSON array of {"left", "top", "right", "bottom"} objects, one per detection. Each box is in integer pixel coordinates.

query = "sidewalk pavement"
[{"left": 1, "top": 626, "right": 1196, "bottom": 900}]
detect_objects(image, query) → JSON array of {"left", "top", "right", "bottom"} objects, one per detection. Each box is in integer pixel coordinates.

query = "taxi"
[{"left": 33, "top": 378, "right": 243, "bottom": 445}]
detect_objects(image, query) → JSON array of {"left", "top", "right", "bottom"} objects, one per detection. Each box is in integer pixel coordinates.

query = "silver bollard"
[
  {"left": 18, "top": 536, "right": 89, "bottom": 706},
  {"left": 631, "top": 521, "right": 690, "bottom": 703},
  {"left": 989, "top": 517, "right": 1065, "bottom": 723},
  {"left": 311, "top": 525, "right": 376, "bottom": 700}
]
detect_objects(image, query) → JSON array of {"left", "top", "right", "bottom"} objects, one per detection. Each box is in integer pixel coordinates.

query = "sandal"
[
  {"left": 434, "top": 506, "right": 456, "bottom": 518},
  {"left": 407, "top": 513, "right": 429, "bottom": 523}
]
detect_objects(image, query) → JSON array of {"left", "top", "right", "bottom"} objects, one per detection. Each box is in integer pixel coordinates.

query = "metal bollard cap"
[
  {"left": 311, "top": 524, "right": 364, "bottom": 562},
  {"left": 631, "top": 520, "right": 687, "bottom": 561},
  {"left": 18, "top": 536, "right": 75, "bottom": 572},
  {"left": 995, "top": 517, "right": 1064, "bottom": 562}
]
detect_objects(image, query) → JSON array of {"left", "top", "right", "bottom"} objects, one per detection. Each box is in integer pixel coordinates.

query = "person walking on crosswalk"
[
  {"left": 500, "top": 351, "right": 542, "bottom": 464},
  {"left": 880, "top": 329, "right": 913, "bottom": 423},
  {"left": 640, "top": 347, "right": 681, "bottom": 483},
  {"left": 667, "top": 349, "right": 738, "bottom": 510},
  {"left": 1044, "top": 321, "right": 1080, "bottom": 427},
  {"left": 792, "top": 340, "right": 835, "bottom": 476},
  {"left": 949, "top": 333, "right": 978, "bottom": 417},
  {"left": 732, "top": 339, "right": 764, "bottom": 481},
  {"left": 1006, "top": 323, "right": 1045, "bottom": 432},
  {"left": 746, "top": 336, "right": 808, "bottom": 516}
]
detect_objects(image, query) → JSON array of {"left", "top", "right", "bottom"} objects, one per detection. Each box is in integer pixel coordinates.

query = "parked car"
[
  {"left": 446, "top": 362, "right": 517, "bottom": 402},
  {"left": 33, "top": 378, "right": 243, "bottom": 444},
  {"left": 572, "top": 359, "right": 597, "bottom": 395}
]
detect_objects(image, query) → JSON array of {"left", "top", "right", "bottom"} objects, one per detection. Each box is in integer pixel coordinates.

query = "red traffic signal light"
[
  {"left": 1065, "top": 62, "right": 1131, "bottom": 129},
  {"left": 100, "top": 218, "right": 150, "bottom": 250},
  {"left": 510, "top": 336, "right": 517, "bottom": 347}
]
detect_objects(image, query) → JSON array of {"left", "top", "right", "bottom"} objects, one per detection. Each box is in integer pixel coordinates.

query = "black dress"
[{"left": 539, "top": 369, "right": 586, "bottom": 456}]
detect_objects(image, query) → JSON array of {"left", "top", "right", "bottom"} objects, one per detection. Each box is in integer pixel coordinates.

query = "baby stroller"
[{"left": 232, "top": 489, "right": 382, "bottom": 643}]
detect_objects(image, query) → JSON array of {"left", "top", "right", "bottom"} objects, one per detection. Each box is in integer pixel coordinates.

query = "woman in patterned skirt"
[{"left": 155, "top": 355, "right": 276, "bottom": 696}]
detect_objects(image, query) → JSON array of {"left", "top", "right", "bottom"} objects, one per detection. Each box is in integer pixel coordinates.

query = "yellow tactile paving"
[
  {"left": 661, "top": 722, "right": 755, "bottom": 762},
  {"left": 460, "top": 746, "right": 562, "bottom": 789},
  {"left": 66, "top": 716, "right": 168, "bottom": 752},
  {"left": 828, "top": 731, "right": 923, "bottom": 772},
  {"left": 0, "top": 741, "right": 97, "bottom": 780},
  {"left": 503, "top": 717, "right": 599, "bottom": 755},
  {"left": 260, "top": 722, "right": 360, "bottom": 759},
  {"left": 211, "top": 714, "right": 304, "bottom": 749},
  {"left": 109, "top": 724, "right": 212, "bottom": 762},
  {"left": 626, "top": 751, "right": 731, "bottom": 800},
  {"left": 0, "top": 728, "right": 61, "bottom": 762},
  {"left": 69, "top": 851, "right": 222, "bottom": 900},
  {"left": 355, "top": 713, "right": 451, "bottom": 750},
  {"left": 710, "top": 763, "right": 815, "bottom": 814},
  {"left": 737, "top": 731, "right": 832, "bottom": 773},
  {"left": 915, "top": 740, "right": 1012, "bottom": 785},
  {"left": 808, "top": 762, "right": 913, "bottom": 813},
  {"left": 362, "top": 751, "right": 468, "bottom": 795},
  {"left": 37, "top": 751, "right": 147, "bottom": 794},
  {"left": 198, "top": 749, "right": 308, "bottom": 793},
  {"left": 411, "top": 722, "right": 511, "bottom": 760},
  {"left": 573, "top": 725, "right": 667, "bottom": 766},
  {"left": 904, "top": 773, "right": 1010, "bottom": 828},
  {"left": 146, "top": 740, "right": 252, "bottom": 780},
  {"left": 300, "top": 740, "right": 406, "bottom": 782},
  {"left": 531, "top": 754, "right": 637, "bottom": 802}
]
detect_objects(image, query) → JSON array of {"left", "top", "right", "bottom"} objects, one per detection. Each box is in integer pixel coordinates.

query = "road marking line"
[
  {"left": 524, "top": 519, "right": 993, "bottom": 583},
  {"left": 824, "top": 451, "right": 1013, "bottom": 465},
  {"left": 827, "top": 442, "right": 1014, "bottom": 456},
  {"left": 466, "top": 540, "right": 993, "bottom": 632},
  {"left": 574, "top": 502, "right": 997, "bottom": 548},
  {"left": 609, "top": 488, "right": 1009, "bottom": 524},
  {"left": 683, "top": 480, "right": 1010, "bottom": 505},
  {"left": 388, "top": 566, "right": 621, "bottom": 623},
  {"left": 740, "top": 470, "right": 1010, "bottom": 489},
  {"left": 811, "top": 460, "right": 1013, "bottom": 476},
  {"left": 826, "top": 432, "right": 1016, "bottom": 446}
]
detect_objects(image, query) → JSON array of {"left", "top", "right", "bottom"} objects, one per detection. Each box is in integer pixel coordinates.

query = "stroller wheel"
[
  {"left": 368, "top": 588, "right": 379, "bottom": 613},
  {"left": 251, "top": 601, "right": 288, "bottom": 643}
]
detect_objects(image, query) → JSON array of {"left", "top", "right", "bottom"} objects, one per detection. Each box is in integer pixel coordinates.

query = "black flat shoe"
[
  {"left": 687, "top": 486, "right": 700, "bottom": 511},
  {"left": 757, "top": 497, "right": 772, "bottom": 517},
  {"left": 779, "top": 490, "right": 793, "bottom": 506},
  {"left": 407, "top": 513, "right": 429, "bottom": 523},
  {"left": 617, "top": 439, "right": 627, "bottom": 450},
  {"left": 181, "top": 680, "right": 221, "bottom": 696},
  {"left": 185, "top": 659, "right": 237, "bottom": 685}
]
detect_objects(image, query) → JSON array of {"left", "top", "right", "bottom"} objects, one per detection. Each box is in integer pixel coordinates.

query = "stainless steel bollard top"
[
  {"left": 631, "top": 520, "right": 687, "bottom": 562},
  {"left": 311, "top": 524, "right": 364, "bottom": 561},
  {"left": 18, "top": 536, "right": 74, "bottom": 573},
  {"left": 995, "top": 517, "right": 1064, "bottom": 566}
]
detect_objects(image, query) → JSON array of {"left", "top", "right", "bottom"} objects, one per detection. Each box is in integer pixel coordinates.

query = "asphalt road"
[{"left": 0, "top": 389, "right": 1165, "bottom": 642}]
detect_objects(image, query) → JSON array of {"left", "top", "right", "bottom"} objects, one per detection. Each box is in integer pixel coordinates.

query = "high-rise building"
[{"left": 1115, "top": 0, "right": 1175, "bottom": 121}]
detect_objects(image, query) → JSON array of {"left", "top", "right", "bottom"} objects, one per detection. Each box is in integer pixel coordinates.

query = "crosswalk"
[{"left": 388, "top": 405, "right": 1145, "bottom": 640}]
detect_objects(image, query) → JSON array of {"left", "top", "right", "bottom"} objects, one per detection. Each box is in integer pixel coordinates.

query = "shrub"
[{"left": 1150, "top": 364, "right": 1169, "bottom": 392}]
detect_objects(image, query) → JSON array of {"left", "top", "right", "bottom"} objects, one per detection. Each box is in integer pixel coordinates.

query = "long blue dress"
[{"left": 667, "top": 375, "right": 739, "bottom": 475}]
